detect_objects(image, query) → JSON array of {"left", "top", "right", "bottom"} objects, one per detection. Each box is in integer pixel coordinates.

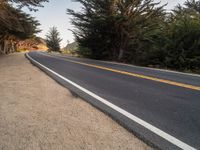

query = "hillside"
[
  {"left": 61, "top": 42, "right": 78, "bottom": 55},
  {"left": 64, "top": 42, "right": 78, "bottom": 51},
  {"left": 17, "top": 37, "right": 48, "bottom": 52}
]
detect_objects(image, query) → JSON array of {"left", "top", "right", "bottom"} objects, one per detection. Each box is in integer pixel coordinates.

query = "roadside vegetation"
[
  {"left": 45, "top": 26, "right": 62, "bottom": 52},
  {"left": 67, "top": 0, "right": 200, "bottom": 73},
  {"left": 0, "top": 0, "right": 48, "bottom": 54}
]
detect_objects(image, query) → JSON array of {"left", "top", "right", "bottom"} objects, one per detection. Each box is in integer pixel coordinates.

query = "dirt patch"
[{"left": 0, "top": 53, "right": 152, "bottom": 150}]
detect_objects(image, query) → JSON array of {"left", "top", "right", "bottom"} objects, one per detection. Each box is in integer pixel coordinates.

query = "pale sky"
[{"left": 25, "top": 0, "right": 186, "bottom": 48}]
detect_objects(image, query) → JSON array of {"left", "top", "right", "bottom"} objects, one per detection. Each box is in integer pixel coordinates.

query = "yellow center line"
[{"left": 44, "top": 53, "right": 200, "bottom": 91}]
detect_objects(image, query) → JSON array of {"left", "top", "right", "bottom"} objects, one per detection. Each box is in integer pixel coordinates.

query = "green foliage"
[
  {"left": 156, "top": 0, "right": 200, "bottom": 71},
  {"left": 68, "top": 0, "right": 200, "bottom": 73},
  {"left": 67, "top": 0, "right": 117, "bottom": 59},
  {"left": 45, "top": 27, "right": 62, "bottom": 52},
  {"left": 0, "top": 0, "right": 46, "bottom": 54},
  {"left": 0, "top": 3, "right": 40, "bottom": 38},
  {"left": 6, "top": 0, "right": 48, "bottom": 11},
  {"left": 164, "top": 16, "right": 200, "bottom": 70},
  {"left": 67, "top": 0, "right": 165, "bottom": 61}
]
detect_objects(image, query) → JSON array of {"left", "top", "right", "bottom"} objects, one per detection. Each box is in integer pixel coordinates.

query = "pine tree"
[
  {"left": 45, "top": 27, "right": 62, "bottom": 52},
  {"left": 67, "top": 0, "right": 165, "bottom": 61},
  {"left": 67, "top": 0, "right": 117, "bottom": 59}
]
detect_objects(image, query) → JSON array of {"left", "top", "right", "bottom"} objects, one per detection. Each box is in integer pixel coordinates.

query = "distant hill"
[
  {"left": 62, "top": 42, "right": 78, "bottom": 55},
  {"left": 17, "top": 37, "right": 48, "bottom": 52},
  {"left": 64, "top": 42, "right": 78, "bottom": 51}
]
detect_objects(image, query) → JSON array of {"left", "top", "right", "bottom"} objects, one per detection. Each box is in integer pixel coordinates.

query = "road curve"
[{"left": 26, "top": 51, "right": 200, "bottom": 150}]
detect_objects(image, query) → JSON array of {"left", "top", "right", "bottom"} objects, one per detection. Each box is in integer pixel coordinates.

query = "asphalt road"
[{"left": 27, "top": 51, "right": 200, "bottom": 150}]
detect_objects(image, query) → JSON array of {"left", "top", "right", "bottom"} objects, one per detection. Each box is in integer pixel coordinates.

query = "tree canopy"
[
  {"left": 68, "top": 0, "right": 200, "bottom": 73},
  {"left": 0, "top": 0, "right": 46, "bottom": 54},
  {"left": 4, "top": 0, "right": 48, "bottom": 11},
  {"left": 45, "top": 27, "right": 62, "bottom": 52},
  {"left": 67, "top": 0, "right": 165, "bottom": 60}
]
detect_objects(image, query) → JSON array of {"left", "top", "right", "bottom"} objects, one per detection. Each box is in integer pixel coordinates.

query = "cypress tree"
[{"left": 45, "top": 27, "right": 62, "bottom": 52}]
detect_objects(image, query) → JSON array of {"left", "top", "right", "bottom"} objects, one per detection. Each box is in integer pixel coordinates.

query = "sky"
[{"left": 25, "top": 0, "right": 186, "bottom": 48}]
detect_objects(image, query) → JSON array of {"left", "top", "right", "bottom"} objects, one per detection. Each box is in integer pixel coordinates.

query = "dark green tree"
[
  {"left": 160, "top": 0, "right": 200, "bottom": 71},
  {"left": 67, "top": 0, "right": 117, "bottom": 59},
  {"left": 68, "top": 0, "right": 200, "bottom": 73},
  {"left": 0, "top": 0, "right": 47, "bottom": 54},
  {"left": 0, "top": 3, "right": 41, "bottom": 54},
  {"left": 45, "top": 27, "right": 62, "bottom": 52},
  {"left": 113, "top": 0, "right": 165, "bottom": 62},
  {"left": 67, "top": 0, "right": 165, "bottom": 62}
]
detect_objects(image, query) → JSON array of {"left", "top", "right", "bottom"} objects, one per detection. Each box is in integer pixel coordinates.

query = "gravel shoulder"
[{"left": 0, "top": 53, "right": 152, "bottom": 150}]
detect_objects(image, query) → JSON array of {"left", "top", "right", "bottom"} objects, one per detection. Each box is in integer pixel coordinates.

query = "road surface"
[{"left": 26, "top": 51, "right": 200, "bottom": 150}]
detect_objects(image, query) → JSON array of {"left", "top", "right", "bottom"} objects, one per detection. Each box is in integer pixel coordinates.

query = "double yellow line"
[{"left": 44, "top": 53, "right": 200, "bottom": 91}]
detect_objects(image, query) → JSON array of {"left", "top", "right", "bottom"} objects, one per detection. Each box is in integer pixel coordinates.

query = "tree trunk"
[
  {"left": 0, "top": 39, "right": 16, "bottom": 54},
  {"left": 0, "top": 44, "right": 3, "bottom": 54},
  {"left": 10, "top": 40, "right": 16, "bottom": 53},
  {"left": 13, "top": 42, "right": 17, "bottom": 53},
  {"left": 111, "top": 47, "right": 118, "bottom": 60},
  {"left": 4, "top": 40, "right": 8, "bottom": 54},
  {"left": 3, "top": 40, "right": 7, "bottom": 54},
  {"left": 118, "top": 48, "right": 124, "bottom": 61}
]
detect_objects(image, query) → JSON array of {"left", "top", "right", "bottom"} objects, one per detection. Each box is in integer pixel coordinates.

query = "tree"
[
  {"left": 68, "top": 0, "right": 200, "bottom": 72},
  {"left": 0, "top": 3, "right": 41, "bottom": 54},
  {"left": 0, "top": 0, "right": 46, "bottom": 54},
  {"left": 4, "top": 0, "right": 48, "bottom": 11},
  {"left": 158, "top": 0, "right": 200, "bottom": 71},
  {"left": 67, "top": 0, "right": 117, "bottom": 59},
  {"left": 45, "top": 27, "right": 62, "bottom": 52},
  {"left": 113, "top": 0, "right": 165, "bottom": 62},
  {"left": 67, "top": 0, "right": 165, "bottom": 62},
  {"left": 185, "top": 0, "right": 200, "bottom": 13}
]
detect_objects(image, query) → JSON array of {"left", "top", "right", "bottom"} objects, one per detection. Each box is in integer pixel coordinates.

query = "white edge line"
[{"left": 26, "top": 53, "right": 197, "bottom": 150}]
